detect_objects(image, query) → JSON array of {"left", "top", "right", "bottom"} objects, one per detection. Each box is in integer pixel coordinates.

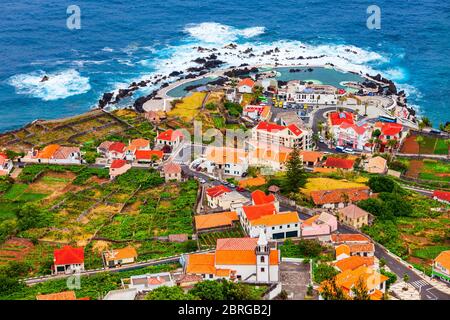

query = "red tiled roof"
[
  {"left": 157, "top": 129, "right": 184, "bottom": 141},
  {"left": 433, "top": 190, "right": 450, "bottom": 202},
  {"left": 287, "top": 124, "right": 303, "bottom": 136},
  {"left": 375, "top": 122, "right": 403, "bottom": 136},
  {"left": 324, "top": 157, "right": 355, "bottom": 169},
  {"left": 53, "top": 246, "right": 84, "bottom": 265},
  {"left": 135, "top": 150, "right": 163, "bottom": 160},
  {"left": 251, "top": 190, "right": 276, "bottom": 205},
  {"left": 339, "top": 122, "right": 368, "bottom": 135},
  {"left": 310, "top": 187, "right": 370, "bottom": 205},
  {"left": 242, "top": 203, "right": 277, "bottom": 221},
  {"left": 206, "top": 185, "right": 231, "bottom": 198},
  {"left": 256, "top": 121, "right": 286, "bottom": 133},
  {"left": 334, "top": 256, "right": 375, "bottom": 272},
  {"left": 329, "top": 111, "right": 354, "bottom": 126},
  {"left": 110, "top": 159, "right": 127, "bottom": 169},
  {"left": 108, "top": 142, "right": 126, "bottom": 153},
  {"left": 238, "top": 78, "right": 255, "bottom": 88}
]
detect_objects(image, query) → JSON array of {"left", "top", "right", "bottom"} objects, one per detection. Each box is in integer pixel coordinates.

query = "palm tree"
[{"left": 387, "top": 139, "right": 397, "bottom": 153}]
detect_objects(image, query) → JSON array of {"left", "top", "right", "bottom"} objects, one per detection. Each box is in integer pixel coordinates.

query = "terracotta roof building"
[
  {"left": 103, "top": 247, "right": 138, "bottom": 267},
  {"left": 163, "top": 162, "right": 182, "bottom": 182},
  {"left": 194, "top": 211, "right": 239, "bottom": 231},
  {"left": 53, "top": 246, "right": 85, "bottom": 275},
  {"left": 310, "top": 187, "right": 370, "bottom": 209},
  {"left": 337, "top": 204, "right": 370, "bottom": 229},
  {"left": 432, "top": 250, "right": 450, "bottom": 282},
  {"left": 185, "top": 233, "right": 280, "bottom": 283},
  {"left": 324, "top": 157, "right": 355, "bottom": 170}
]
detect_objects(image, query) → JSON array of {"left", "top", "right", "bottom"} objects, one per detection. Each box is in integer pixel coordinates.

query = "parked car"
[
  {"left": 236, "top": 187, "right": 245, "bottom": 192},
  {"left": 335, "top": 146, "right": 344, "bottom": 153},
  {"left": 241, "top": 172, "right": 248, "bottom": 178},
  {"left": 199, "top": 178, "right": 206, "bottom": 184},
  {"left": 229, "top": 184, "right": 236, "bottom": 188},
  {"left": 343, "top": 148, "right": 354, "bottom": 154}
]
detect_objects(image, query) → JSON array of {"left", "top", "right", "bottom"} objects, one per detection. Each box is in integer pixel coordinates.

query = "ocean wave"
[
  {"left": 7, "top": 69, "right": 91, "bottom": 101},
  {"left": 183, "top": 22, "right": 265, "bottom": 44}
]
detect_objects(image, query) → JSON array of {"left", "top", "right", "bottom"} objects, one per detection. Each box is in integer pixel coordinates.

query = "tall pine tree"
[{"left": 284, "top": 146, "right": 307, "bottom": 193}]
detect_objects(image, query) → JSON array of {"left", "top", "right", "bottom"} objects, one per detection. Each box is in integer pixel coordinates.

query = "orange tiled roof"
[
  {"left": 336, "top": 266, "right": 389, "bottom": 292},
  {"left": 251, "top": 211, "right": 300, "bottom": 227},
  {"left": 194, "top": 211, "right": 238, "bottom": 230},
  {"left": 434, "top": 250, "right": 450, "bottom": 271},
  {"left": 335, "top": 244, "right": 350, "bottom": 257},
  {"left": 299, "top": 150, "right": 324, "bottom": 163},
  {"left": 302, "top": 215, "right": 321, "bottom": 226},
  {"left": 186, "top": 253, "right": 216, "bottom": 274},
  {"left": 348, "top": 243, "right": 374, "bottom": 254},
  {"left": 205, "top": 147, "right": 247, "bottom": 165},
  {"left": 37, "top": 144, "right": 60, "bottom": 159},
  {"left": 334, "top": 256, "right": 375, "bottom": 272},
  {"left": 215, "top": 249, "right": 278, "bottom": 265},
  {"left": 238, "top": 78, "right": 255, "bottom": 88},
  {"left": 331, "top": 234, "right": 370, "bottom": 243},
  {"left": 251, "top": 190, "right": 276, "bottom": 205},
  {"left": 104, "top": 247, "right": 138, "bottom": 262},
  {"left": 216, "top": 238, "right": 258, "bottom": 251},
  {"left": 130, "top": 138, "right": 149, "bottom": 149},
  {"left": 36, "top": 291, "right": 77, "bottom": 300},
  {"left": 370, "top": 289, "right": 384, "bottom": 300},
  {"left": 310, "top": 187, "right": 370, "bottom": 205}
]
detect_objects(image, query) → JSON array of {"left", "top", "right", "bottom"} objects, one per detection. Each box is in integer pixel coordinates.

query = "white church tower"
[{"left": 256, "top": 228, "right": 270, "bottom": 282}]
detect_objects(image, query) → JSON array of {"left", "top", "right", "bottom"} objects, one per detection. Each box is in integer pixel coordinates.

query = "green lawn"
[
  {"left": 412, "top": 245, "right": 450, "bottom": 260},
  {"left": 2, "top": 184, "right": 29, "bottom": 200},
  {"left": 434, "top": 139, "right": 449, "bottom": 155},
  {"left": 0, "top": 201, "right": 20, "bottom": 220},
  {"left": 212, "top": 115, "right": 225, "bottom": 129}
]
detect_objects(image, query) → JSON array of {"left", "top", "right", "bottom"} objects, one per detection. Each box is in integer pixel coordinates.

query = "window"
[
  {"left": 260, "top": 256, "right": 265, "bottom": 263},
  {"left": 287, "top": 224, "right": 290, "bottom": 228},
  {"left": 260, "top": 267, "right": 265, "bottom": 272},
  {"left": 272, "top": 227, "right": 275, "bottom": 230},
  {"left": 209, "top": 274, "right": 213, "bottom": 279},
  {"left": 279, "top": 226, "right": 282, "bottom": 229},
  {"left": 295, "top": 224, "right": 298, "bottom": 227}
]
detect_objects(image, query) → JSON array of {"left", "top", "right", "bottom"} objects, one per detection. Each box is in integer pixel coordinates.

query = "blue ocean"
[{"left": 1, "top": 0, "right": 449, "bottom": 132}]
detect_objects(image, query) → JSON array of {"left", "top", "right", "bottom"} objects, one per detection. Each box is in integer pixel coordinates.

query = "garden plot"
[
  {"left": 167, "top": 92, "right": 207, "bottom": 122},
  {"left": 0, "top": 238, "right": 34, "bottom": 265},
  {"left": 300, "top": 177, "right": 367, "bottom": 195},
  {"left": 405, "top": 159, "right": 450, "bottom": 182},
  {"left": 198, "top": 226, "right": 246, "bottom": 249},
  {"left": 400, "top": 133, "right": 449, "bottom": 155}
]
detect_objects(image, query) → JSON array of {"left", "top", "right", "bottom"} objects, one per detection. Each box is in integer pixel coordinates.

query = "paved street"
[{"left": 279, "top": 261, "right": 313, "bottom": 300}]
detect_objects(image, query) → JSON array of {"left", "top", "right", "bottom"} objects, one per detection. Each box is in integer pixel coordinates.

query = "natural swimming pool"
[{"left": 166, "top": 66, "right": 366, "bottom": 98}]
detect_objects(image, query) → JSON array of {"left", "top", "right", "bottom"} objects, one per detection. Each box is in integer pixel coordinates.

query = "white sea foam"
[
  {"left": 8, "top": 69, "right": 91, "bottom": 101},
  {"left": 106, "top": 22, "right": 419, "bottom": 111},
  {"left": 184, "top": 22, "right": 265, "bottom": 44},
  {"left": 102, "top": 47, "right": 114, "bottom": 52}
]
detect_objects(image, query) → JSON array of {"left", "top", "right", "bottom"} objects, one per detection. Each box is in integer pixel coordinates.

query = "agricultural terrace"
[
  {"left": 167, "top": 92, "right": 207, "bottom": 122},
  {"left": 361, "top": 177, "right": 450, "bottom": 275},
  {"left": 198, "top": 225, "right": 246, "bottom": 249},
  {"left": 400, "top": 132, "right": 449, "bottom": 155},
  {"left": 0, "top": 164, "right": 199, "bottom": 277},
  {"left": 0, "top": 109, "right": 157, "bottom": 155},
  {"left": 402, "top": 158, "right": 450, "bottom": 183},
  {"left": 300, "top": 177, "right": 368, "bottom": 196}
]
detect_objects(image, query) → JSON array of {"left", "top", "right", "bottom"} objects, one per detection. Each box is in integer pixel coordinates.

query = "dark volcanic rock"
[
  {"left": 204, "top": 59, "right": 224, "bottom": 69},
  {"left": 40, "top": 75, "right": 49, "bottom": 82},
  {"left": 98, "top": 92, "right": 114, "bottom": 108},
  {"left": 169, "top": 71, "right": 183, "bottom": 77},
  {"left": 192, "top": 58, "right": 207, "bottom": 64}
]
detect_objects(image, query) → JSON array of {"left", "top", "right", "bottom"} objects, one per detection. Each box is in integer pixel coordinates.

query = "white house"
[
  {"left": 252, "top": 121, "right": 312, "bottom": 150},
  {"left": 22, "top": 145, "right": 82, "bottom": 165},
  {"left": 237, "top": 78, "right": 255, "bottom": 94},
  {"left": 185, "top": 233, "right": 280, "bottom": 283},
  {"left": 52, "top": 246, "right": 85, "bottom": 275},
  {"left": 279, "top": 81, "right": 342, "bottom": 105},
  {"left": 124, "top": 272, "right": 175, "bottom": 293},
  {"left": 331, "top": 122, "right": 371, "bottom": 151},
  {"left": 156, "top": 129, "right": 184, "bottom": 148},
  {"left": 205, "top": 146, "right": 249, "bottom": 177},
  {"left": 0, "top": 153, "right": 13, "bottom": 176}
]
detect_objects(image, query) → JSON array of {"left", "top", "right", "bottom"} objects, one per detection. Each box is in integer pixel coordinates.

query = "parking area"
[{"left": 279, "top": 261, "right": 313, "bottom": 300}]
